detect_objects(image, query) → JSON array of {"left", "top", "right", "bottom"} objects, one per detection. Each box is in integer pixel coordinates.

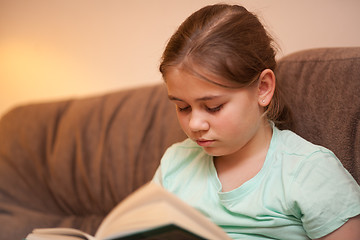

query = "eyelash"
[
  {"left": 177, "top": 106, "right": 190, "bottom": 112},
  {"left": 177, "top": 105, "right": 223, "bottom": 113},
  {"left": 207, "top": 105, "right": 223, "bottom": 112}
]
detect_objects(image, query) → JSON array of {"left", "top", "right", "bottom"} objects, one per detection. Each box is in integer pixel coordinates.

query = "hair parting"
[{"left": 160, "top": 4, "right": 292, "bottom": 128}]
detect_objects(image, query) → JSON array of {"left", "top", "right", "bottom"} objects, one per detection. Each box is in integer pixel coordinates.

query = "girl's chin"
[
  {"left": 202, "top": 147, "right": 228, "bottom": 157},
  {"left": 202, "top": 145, "right": 241, "bottom": 158}
]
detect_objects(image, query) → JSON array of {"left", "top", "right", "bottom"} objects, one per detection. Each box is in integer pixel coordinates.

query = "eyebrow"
[{"left": 168, "top": 95, "right": 223, "bottom": 102}]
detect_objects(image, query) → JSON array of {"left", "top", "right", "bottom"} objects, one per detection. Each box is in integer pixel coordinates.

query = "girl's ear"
[{"left": 257, "top": 69, "right": 275, "bottom": 107}]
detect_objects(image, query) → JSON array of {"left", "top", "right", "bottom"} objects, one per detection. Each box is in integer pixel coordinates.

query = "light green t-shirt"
[{"left": 153, "top": 126, "right": 360, "bottom": 239}]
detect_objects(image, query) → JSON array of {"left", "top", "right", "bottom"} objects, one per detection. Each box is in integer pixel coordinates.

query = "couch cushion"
[
  {"left": 277, "top": 47, "right": 360, "bottom": 183},
  {"left": 0, "top": 84, "right": 186, "bottom": 239}
]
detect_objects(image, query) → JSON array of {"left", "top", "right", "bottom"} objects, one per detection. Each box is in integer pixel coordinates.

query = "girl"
[{"left": 152, "top": 4, "right": 360, "bottom": 239}]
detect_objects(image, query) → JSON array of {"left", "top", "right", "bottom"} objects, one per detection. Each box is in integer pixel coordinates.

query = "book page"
[
  {"left": 99, "top": 201, "right": 206, "bottom": 239},
  {"left": 27, "top": 228, "right": 96, "bottom": 240},
  {"left": 95, "top": 182, "right": 231, "bottom": 240}
]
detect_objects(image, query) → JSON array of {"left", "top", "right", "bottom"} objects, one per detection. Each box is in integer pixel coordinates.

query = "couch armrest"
[{"left": 0, "top": 84, "right": 185, "bottom": 239}]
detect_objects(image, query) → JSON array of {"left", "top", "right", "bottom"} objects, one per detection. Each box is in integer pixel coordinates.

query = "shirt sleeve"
[
  {"left": 288, "top": 149, "right": 360, "bottom": 239},
  {"left": 151, "top": 166, "right": 163, "bottom": 186},
  {"left": 151, "top": 144, "right": 175, "bottom": 187},
  {"left": 151, "top": 142, "right": 178, "bottom": 187}
]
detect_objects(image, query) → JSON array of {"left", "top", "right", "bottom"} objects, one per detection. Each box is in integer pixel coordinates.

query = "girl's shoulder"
[
  {"left": 164, "top": 138, "right": 203, "bottom": 155},
  {"left": 270, "top": 127, "right": 344, "bottom": 181},
  {"left": 171, "top": 138, "right": 199, "bottom": 148},
  {"left": 273, "top": 127, "right": 335, "bottom": 159},
  {"left": 160, "top": 138, "right": 210, "bottom": 167},
  {"left": 274, "top": 129, "right": 360, "bottom": 239}
]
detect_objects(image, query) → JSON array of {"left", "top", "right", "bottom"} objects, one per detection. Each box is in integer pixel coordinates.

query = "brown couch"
[{"left": 0, "top": 47, "right": 359, "bottom": 240}]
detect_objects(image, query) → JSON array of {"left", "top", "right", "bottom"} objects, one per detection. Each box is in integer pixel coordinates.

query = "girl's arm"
[{"left": 316, "top": 215, "right": 360, "bottom": 240}]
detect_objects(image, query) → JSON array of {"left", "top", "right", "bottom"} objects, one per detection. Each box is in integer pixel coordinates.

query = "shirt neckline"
[{"left": 210, "top": 123, "right": 279, "bottom": 201}]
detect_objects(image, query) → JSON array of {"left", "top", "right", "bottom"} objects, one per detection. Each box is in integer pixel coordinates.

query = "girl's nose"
[{"left": 189, "top": 111, "right": 210, "bottom": 132}]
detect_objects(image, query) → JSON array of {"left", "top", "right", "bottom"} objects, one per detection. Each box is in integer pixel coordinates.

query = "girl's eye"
[
  {"left": 177, "top": 105, "right": 191, "bottom": 112},
  {"left": 207, "top": 104, "right": 223, "bottom": 113}
]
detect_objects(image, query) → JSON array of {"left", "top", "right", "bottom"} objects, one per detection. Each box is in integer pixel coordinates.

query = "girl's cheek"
[{"left": 177, "top": 116, "right": 190, "bottom": 131}]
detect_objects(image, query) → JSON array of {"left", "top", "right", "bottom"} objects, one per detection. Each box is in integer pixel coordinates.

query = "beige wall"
[{"left": 1, "top": 0, "right": 360, "bottom": 117}]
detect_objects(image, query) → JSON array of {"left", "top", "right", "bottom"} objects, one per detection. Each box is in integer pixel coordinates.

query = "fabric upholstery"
[
  {"left": 277, "top": 47, "right": 360, "bottom": 183},
  {"left": 0, "top": 47, "right": 359, "bottom": 239},
  {"left": 0, "top": 84, "right": 186, "bottom": 239}
]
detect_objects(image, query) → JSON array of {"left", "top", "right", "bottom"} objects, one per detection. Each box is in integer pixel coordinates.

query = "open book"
[{"left": 26, "top": 182, "right": 231, "bottom": 240}]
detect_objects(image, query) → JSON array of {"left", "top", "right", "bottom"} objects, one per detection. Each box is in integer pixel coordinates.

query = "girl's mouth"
[{"left": 196, "top": 139, "right": 215, "bottom": 147}]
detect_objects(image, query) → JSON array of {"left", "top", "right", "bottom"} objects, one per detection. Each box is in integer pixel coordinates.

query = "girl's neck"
[{"left": 214, "top": 121, "right": 273, "bottom": 192}]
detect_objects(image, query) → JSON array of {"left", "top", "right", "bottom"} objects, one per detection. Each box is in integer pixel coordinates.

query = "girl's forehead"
[
  {"left": 165, "top": 67, "right": 219, "bottom": 88},
  {"left": 165, "top": 65, "right": 239, "bottom": 89},
  {"left": 165, "top": 67, "right": 246, "bottom": 100}
]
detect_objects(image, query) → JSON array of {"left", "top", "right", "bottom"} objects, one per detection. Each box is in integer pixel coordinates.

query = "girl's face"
[{"left": 166, "top": 67, "right": 270, "bottom": 159}]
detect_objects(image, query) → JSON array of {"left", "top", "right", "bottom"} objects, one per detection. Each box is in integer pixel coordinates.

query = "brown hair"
[{"left": 160, "top": 4, "right": 291, "bottom": 128}]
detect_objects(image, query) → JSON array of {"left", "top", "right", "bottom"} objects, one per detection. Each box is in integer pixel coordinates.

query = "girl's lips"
[{"left": 196, "top": 139, "right": 215, "bottom": 147}]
